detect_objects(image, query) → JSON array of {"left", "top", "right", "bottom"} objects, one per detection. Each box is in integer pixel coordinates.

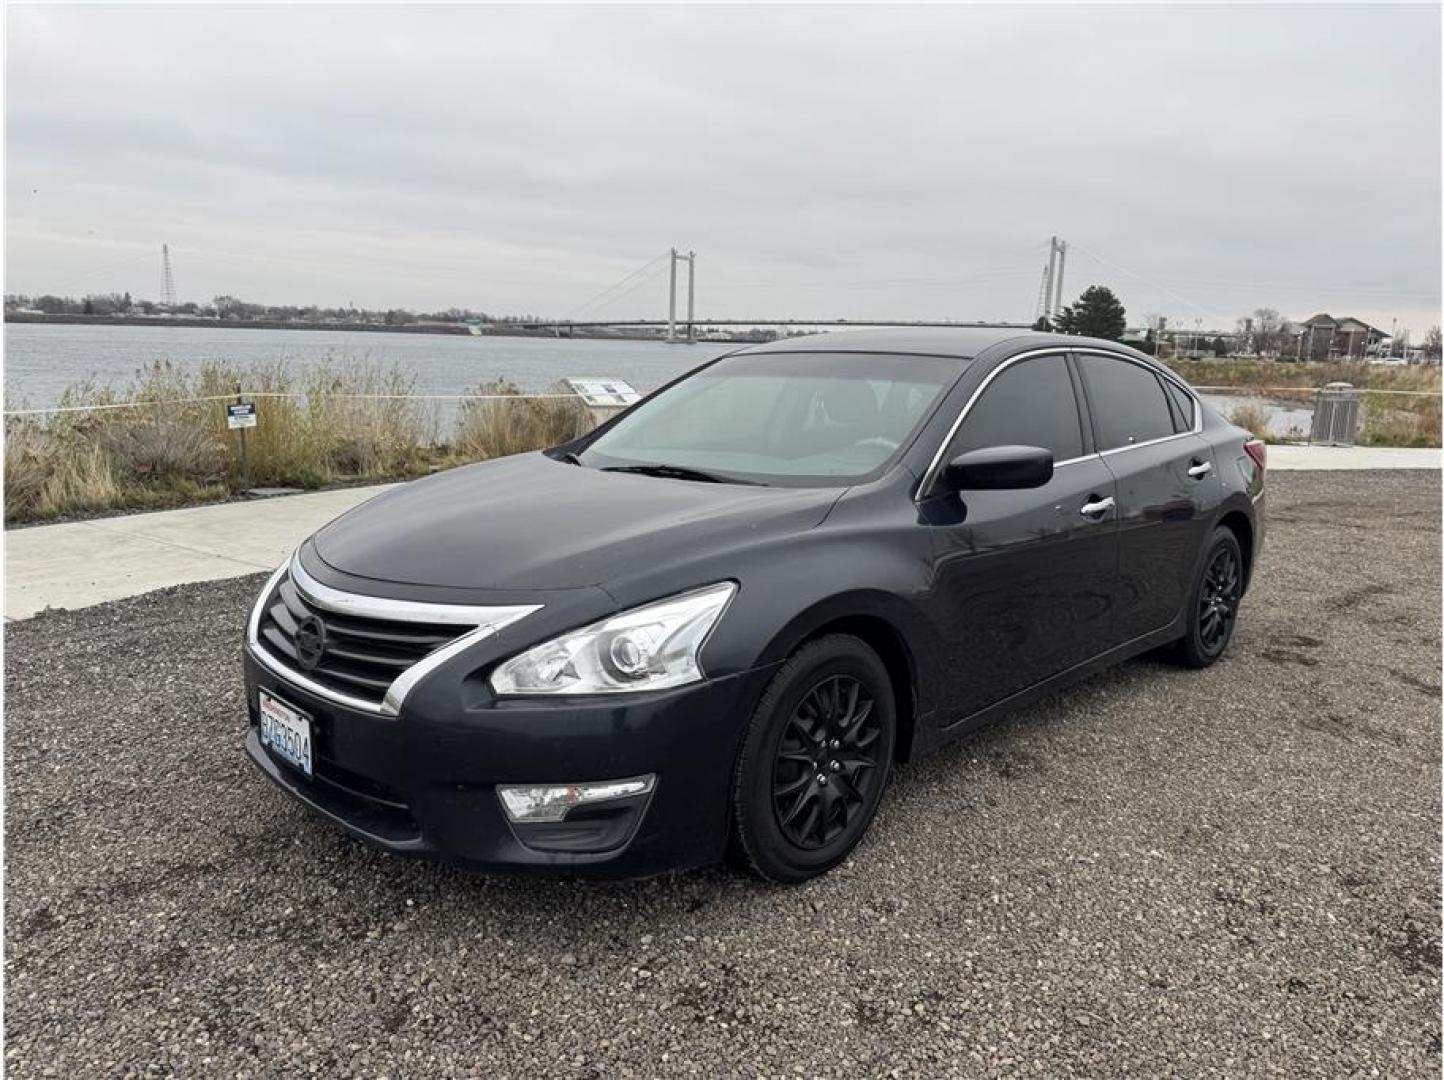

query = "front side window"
[
  {"left": 948, "top": 354, "right": 1083, "bottom": 463},
  {"left": 580, "top": 351, "right": 954, "bottom": 485},
  {"left": 1077, "top": 355, "right": 1177, "bottom": 450}
]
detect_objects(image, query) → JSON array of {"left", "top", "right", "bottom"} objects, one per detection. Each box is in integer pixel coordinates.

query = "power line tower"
[
  {"left": 160, "top": 244, "right": 177, "bottom": 309},
  {"left": 666, "top": 248, "right": 696, "bottom": 343}
]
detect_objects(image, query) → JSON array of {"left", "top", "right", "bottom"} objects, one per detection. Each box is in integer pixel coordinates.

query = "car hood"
[{"left": 312, "top": 452, "right": 842, "bottom": 592}]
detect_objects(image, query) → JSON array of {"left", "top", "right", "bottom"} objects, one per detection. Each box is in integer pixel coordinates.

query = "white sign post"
[{"left": 226, "top": 393, "right": 257, "bottom": 491}]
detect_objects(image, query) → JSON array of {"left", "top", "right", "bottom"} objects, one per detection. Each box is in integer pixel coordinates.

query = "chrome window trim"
[
  {"left": 246, "top": 552, "right": 541, "bottom": 717},
  {"left": 917, "top": 345, "right": 1206, "bottom": 498},
  {"left": 916, "top": 346, "right": 1077, "bottom": 499},
  {"left": 1097, "top": 430, "right": 1197, "bottom": 457}
]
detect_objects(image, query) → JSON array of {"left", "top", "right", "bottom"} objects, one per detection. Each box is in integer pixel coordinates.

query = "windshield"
[{"left": 578, "top": 351, "right": 955, "bottom": 486}]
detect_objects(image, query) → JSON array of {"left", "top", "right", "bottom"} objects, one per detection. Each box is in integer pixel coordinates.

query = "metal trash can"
[{"left": 1310, "top": 382, "right": 1361, "bottom": 446}]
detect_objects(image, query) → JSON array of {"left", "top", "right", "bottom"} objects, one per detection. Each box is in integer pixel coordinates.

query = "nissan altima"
[{"left": 244, "top": 328, "right": 1265, "bottom": 882}]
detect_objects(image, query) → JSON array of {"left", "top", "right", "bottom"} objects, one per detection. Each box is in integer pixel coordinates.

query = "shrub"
[{"left": 98, "top": 407, "right": 227, "bottom": 484}]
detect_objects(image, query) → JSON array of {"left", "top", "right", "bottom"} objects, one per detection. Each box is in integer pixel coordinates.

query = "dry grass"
[
  {"left": 4, "top": 417, "right": 52, "bottom": 513},
  {"left": 453, "top": 380, "right": 594, "bottom": 461},
  {"left": 1360, "top": 392, "right": 1443, "bottom": 448},
  {"left": 1165, "top": 357, "right": 1442, "bottom": 394},
  {"left": 36, "top": 443, "right": 123, "bottom": 518},
  {"left": 3, "top": 362, "right": 603, "bottom": 523},
  {"left": 4, "top": 361, "right": 455, "bottom": 523},
  {"left": 1174, "top": 358, "right": 1442, "bottom": 447},
  {"left": 1229, "top": 402, "right": 1274, "bottom": 441},
  {"left": 188, "top": 362, "right": 442, "bottom": 487}
]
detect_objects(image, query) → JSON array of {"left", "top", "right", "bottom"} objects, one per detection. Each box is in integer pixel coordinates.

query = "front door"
[{"left": 922, "top": 352, "right": 1120, "bottom": 724}]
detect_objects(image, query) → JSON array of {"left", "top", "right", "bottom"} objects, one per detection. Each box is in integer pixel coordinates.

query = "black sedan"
[{"left": 243, "top": 328, "right": 1265, "bottom": 882}]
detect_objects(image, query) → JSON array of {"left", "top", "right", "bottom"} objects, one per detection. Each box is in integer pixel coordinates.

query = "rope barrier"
[
  {"left": 1192, "top": 386, "right": 1441, "bottom": 397},
  {"left": 5, "top": 384, "right": 1438, "bottom": 419},
  {"left": 3, "top": 390, "right": 592, "bottom": 418}
]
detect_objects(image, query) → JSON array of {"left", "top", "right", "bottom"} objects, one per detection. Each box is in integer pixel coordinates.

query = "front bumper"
[{"left": 243, "top": 647, "right": 774, "bottom": 879}]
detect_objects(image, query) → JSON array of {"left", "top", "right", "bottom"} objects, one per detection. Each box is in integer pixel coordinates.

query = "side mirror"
[{"left": 943, "top": 445, "right": 1054, "bottom": 491}]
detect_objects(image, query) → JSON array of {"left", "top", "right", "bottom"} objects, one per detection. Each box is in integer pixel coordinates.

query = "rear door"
[
  {"left": 923, "top": 351, "right": 1119, "bottom": 722},
  {"left": 1074, "top": 351, "right": 1218, "bottom": 643}
]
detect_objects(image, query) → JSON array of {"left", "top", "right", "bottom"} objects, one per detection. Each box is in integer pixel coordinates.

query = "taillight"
[{"left": 1244, "top": 439, "right": 1266, "bottom": 471}]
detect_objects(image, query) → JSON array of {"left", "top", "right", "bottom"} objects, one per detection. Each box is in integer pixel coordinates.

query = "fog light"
[{"left": 497, "top": 775, "right": 656, "bottom": 823}]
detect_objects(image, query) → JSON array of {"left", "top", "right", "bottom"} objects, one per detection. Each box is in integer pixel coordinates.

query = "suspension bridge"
[{"left": 488, "top": 245, "right": 1062, "bottom": 342}]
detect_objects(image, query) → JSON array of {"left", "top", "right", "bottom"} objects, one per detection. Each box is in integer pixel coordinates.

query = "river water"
[
  {"left": 2, "top": 323, "right": 730, "bottom": 407},
  {"left": 3, "top": 322, "right": 1308, "bottom": 435}
]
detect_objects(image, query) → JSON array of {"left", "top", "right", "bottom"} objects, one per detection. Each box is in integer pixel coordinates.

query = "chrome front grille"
[
  {"left": 258, "top": 572, "right": 463, "bottom": 707},
  {"left": 246, "top": 554, "right": 541, "bottom": 716}
]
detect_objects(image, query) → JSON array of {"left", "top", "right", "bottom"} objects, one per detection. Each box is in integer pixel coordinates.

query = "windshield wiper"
[{"left": 601, "top": 463, "right": 753, "bottom": 485}]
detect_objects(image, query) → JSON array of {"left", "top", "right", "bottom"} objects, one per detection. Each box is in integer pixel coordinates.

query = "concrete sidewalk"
[
  {"left": 4, "top": 484, "right": 394, "bottom": 621},
  {"left": 1266, "top": 445, "right": 1441, "bottom": 470},
  {"left": 4, "top": 445, "right": 1439, "bottom": 621}
]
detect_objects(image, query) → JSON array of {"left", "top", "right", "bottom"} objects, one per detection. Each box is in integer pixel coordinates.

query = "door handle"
[
  {"left": 1079, "top": 496, "right": 1115, "bottom": 517},
  {"left": 1187, "top": 460, "right": 1214, "bottom": 478}
]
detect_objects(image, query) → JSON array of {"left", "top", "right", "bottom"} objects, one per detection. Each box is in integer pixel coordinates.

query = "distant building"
[{"left": 1295, "top": 313, "right": 1387, "bottom": 360}]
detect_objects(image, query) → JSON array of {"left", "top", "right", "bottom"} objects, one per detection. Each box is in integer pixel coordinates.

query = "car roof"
[{"left": 725, "top": 326, "right": 1146, "bottom": 363}]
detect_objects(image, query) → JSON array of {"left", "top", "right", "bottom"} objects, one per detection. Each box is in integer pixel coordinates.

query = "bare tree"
[
  {"left": 1246, "top": 307, "right": 1287, "bottom": 356},
  {"left": 1423, "top": 325, "right": 1442, "bottom": 361}
]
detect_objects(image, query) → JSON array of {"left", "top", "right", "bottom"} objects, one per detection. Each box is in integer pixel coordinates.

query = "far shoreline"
[{"left": 3, "top": 311, "right": 670, "bottom": 342}]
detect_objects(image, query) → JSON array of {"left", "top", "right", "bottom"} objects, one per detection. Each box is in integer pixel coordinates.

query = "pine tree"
[{"left": 1055, "top": 286, "right": 1127, "bottom": 341}]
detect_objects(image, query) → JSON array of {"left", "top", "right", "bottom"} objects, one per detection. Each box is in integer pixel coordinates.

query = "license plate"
[{"left": 258, "top": 689, "right": 313, "bottom": 777}]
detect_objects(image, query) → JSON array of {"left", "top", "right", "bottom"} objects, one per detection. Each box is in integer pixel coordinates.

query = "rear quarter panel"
[{"left": 1201, "top": 406, "right": 1265, "bottom": 586}]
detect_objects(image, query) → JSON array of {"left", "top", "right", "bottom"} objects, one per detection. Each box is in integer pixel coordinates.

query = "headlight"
[{"left": 489, "top": 582, "right": 736, "bottom": 696}]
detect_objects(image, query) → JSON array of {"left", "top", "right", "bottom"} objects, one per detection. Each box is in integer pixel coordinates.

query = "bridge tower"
[
  {"left": 1038, "top": 236, "right": 1068, "bottom": 322},
  {"left": 666, "top": 249, "right": 696, "bottom": 343}
]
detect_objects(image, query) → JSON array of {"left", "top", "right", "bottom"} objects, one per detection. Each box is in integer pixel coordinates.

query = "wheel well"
[
  {"left": 799, "top": 616, "right": 918, "bottom": 763},
  {"left": 1218, "top": 510, "right": 1254, "bottom": 591}
]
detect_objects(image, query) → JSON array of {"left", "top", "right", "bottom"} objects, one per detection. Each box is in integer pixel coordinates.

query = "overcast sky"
[{"left": 6, "top": 3, "right": 1441, "bottom": 331}]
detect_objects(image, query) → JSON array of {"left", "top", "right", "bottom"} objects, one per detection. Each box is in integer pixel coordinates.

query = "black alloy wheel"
[
  {"left": 1175, "top": 525, "right": 1244, "bottom": 668},
  {"left": 731, "top": 635, "right": 896, "bottom": 883},
  {"left": 1198, "top": 544, "right": 1242, "bottom": 653},
  {"left": 771, "top": 675, "right": 884, "bottom": 850}
]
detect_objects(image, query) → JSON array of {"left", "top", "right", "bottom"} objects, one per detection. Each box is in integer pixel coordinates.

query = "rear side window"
[
  {"left": 1077, "top": 355, "right": 1177, "bottom": 450},
  {"left": 950, "top": 354, "right": 1083, "bottom": 462},
  {"left": 1161, "top": 378, "right": 1196, "bottom": 433}
]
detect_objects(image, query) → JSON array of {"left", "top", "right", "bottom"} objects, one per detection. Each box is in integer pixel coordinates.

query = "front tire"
[
  {"left": 730, "top": 635, "right": 895, "bottom": 883},
  {"left": 1174, "top": 525, "right": 1244, "bottom": 669}
]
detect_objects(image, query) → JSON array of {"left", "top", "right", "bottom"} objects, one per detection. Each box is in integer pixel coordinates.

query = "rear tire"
[
  {"left": 1174, "top": 526, "right": 1244, "bottom": 669},
  {"left": 730, "top": 635, "right": 895, "bottom": 883}
]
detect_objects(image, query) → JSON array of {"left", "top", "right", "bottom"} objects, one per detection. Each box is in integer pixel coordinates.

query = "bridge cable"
[{"left": 570, "top": 251, "right": 671, "bottom": 321}]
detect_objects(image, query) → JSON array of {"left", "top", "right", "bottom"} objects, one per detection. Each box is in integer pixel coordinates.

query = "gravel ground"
[{"left": 5, "top": 470, "right": 1440, "bottom": 1077}]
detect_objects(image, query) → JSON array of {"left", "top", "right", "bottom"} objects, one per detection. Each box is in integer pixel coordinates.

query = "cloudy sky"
[{"left": 6, "top": 3, "right": 1440, "bottom": 331}]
